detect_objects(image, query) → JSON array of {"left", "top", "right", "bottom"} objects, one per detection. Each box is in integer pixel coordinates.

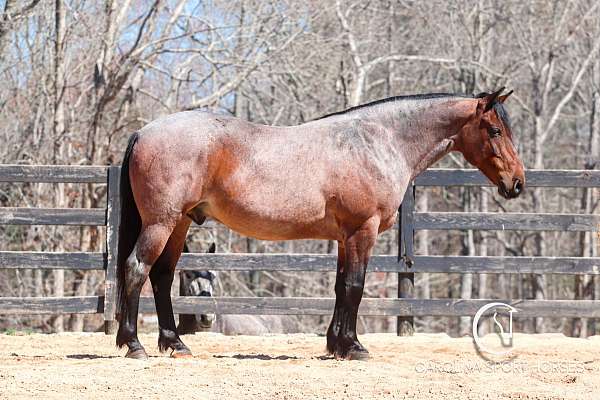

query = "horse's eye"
[{"left": 488, "top": 127, "right": 501, "bottom": 138}]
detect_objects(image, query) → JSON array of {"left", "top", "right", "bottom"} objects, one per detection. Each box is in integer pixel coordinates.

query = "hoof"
[
  {"left": 170, "top": 348, "right": 193, "bottom": 359},
  {"left": 344, "top": 348, "right": 370, "bottom": 361},
  {"left": 327, "top": 338, "right": 370, "bottom": 361},
  {"left": 125, "top": 348, "right": 149, "bottom": 360}
]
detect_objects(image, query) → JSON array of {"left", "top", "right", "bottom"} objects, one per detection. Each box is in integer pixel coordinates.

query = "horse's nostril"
[{"left": 513, "top": 179, "right": 522, "bottom": 195}]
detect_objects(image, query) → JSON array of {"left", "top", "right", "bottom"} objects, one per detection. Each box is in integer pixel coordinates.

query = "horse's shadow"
[
  {"left": 66, "top": 354, "right": 119, "bottom": 360},
  {"left": 213, "top": 354, "right": 300, "bottom": 361}
]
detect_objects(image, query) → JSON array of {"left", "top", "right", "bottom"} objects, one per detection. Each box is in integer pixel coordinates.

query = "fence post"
[
  {"left": 397, "top": 182, "right": 415, "bottom": 336},
  {"left": 104, "top": 166, "right": 120, "bottom": 334}
]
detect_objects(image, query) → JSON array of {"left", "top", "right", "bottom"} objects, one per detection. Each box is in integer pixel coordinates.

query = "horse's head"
[
  {"left": 454, "top": 88, "right": 525, "bottom": 199},
  {"left": 179, "top": 242, "right": 217, "bottom": 330},
  {"left": 181, "top": 269, "right": 216, "bottom": 328}
]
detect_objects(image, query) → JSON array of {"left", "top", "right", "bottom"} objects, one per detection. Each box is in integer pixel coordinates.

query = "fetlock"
[{"left": 158, "top": 328, "right": 190, "bottom": 355}]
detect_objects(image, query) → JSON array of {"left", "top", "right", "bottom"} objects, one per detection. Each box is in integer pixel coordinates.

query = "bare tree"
[{"left": 1, "top": 0, "right": 599, "bottom": 335}]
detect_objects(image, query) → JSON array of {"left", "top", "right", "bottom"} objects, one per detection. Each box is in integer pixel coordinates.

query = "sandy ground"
[{"left": 0, "top": 332, "right": 599, "bottom": 400}]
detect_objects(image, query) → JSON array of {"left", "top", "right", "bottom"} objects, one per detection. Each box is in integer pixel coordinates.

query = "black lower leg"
[
  {"left": 327, "top": 269, "right": 346, "bottom": 351},
  {"left": 116, "top": 293, "right": 145, "bottom": 353},
  {"left": 327, "top": 270, "right": 368, "bottom": 359},
  {"left": 327, "top": 217, "right": 378, "bottom": 360},
  {"left": 150, "top": 266, "right": 190, "bottom": 355},
  {"left": 116, "top": 255, "right": 148, "bottom": 359}
]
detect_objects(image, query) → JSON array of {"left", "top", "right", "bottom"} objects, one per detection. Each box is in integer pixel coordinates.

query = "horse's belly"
[
  {"left": 203, "top": 190, "right": 336, "bottom": 241},
  {"left": 209, "top": 213, "right": 334, "bottom": 241}
]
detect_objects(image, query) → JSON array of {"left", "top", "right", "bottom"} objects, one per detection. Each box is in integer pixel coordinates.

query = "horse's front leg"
[{"left": 327, "top": 215, "right": 380, "bottom": 360}]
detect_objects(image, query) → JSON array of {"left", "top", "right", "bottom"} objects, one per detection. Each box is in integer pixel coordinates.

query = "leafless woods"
[{"left": 0, "top": 0, "right": 598, "bottom": 335}]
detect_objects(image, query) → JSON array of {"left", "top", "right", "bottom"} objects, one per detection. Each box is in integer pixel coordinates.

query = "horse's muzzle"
[{"left": 198, "top": 313, "right": 215, "bottom": 329}]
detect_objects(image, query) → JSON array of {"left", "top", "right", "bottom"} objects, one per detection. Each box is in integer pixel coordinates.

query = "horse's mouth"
[{"left": 498, "top": 184, "right": 511, "bottom": 199}]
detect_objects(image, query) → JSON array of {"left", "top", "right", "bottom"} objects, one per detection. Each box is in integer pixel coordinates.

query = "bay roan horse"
[{"left": 115, "top": 88, "right": 525, "bottom": 360}]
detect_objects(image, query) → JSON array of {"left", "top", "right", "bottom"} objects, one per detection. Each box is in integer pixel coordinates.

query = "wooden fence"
[{"left": 0, "top": 165, "right": 599, "bottom": 335}]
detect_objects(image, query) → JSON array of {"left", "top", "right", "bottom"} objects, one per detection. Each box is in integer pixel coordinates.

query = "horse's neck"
[{"left": 369, "top": 98, "right": 476, "bottom": 179}]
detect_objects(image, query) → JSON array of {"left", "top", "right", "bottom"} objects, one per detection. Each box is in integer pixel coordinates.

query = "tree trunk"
[
  {"left": 459, "top": 188, "right": 474, "bottom": 336},
  {"left": 477, "top": 189, "right": 490, "bottom": 336},
  {"left": 531, "top": 111, "right": 546, "bottom": 333},
  {"left": 51, "top": 0, "right": 66, "bottom": 333},
  {"left": 478, "top": 189, "right": 488, "bottom": 299}
]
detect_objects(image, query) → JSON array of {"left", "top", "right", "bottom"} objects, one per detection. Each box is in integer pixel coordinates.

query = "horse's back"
[
  {"left": 138, "top": 110, "right": 246, "bottom": 143},
  {"left": 128, "top": 110, "right": 395, "bottom": 241}
]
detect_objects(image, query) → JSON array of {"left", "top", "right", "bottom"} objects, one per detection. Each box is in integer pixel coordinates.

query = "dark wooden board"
[
  {"left": 411, "top": 256, "right": 600, "bottom": 274},
  {"left": 134, "top": 297, "right": 600, "bottom": 318},
  {"left": 417, "top": 169, "right": 600, "bottom": 188},
  {"left": 0, "top": 296, "right": 103, "bottom": 314},
  {"left": 103, "top": 166, "right": 121, "bottom": 330},
  {"left": 398, "top": 185, "right": 415, "bottom": 335},
  {"left": 2, "top": 166, "right": 599, "bottom": 187},
  {"left": 0, "top": 207, "right": 106, "bottom": 225},
  {"left": 0, "top": 251, "right": 105, "bottom": 270},
  {"left": 0, "top": 165, "right": 108, "bottom": 183},
  {"left": 177, "top": 253, "right": 401, "bottom": 272},
  {"left": 2, "top": 296, "right": 599, "bottom": 318},
  {"left": 415, "top": 212, "right": 600, "bottom": 231},
  {"left": 3, "top": 252, "right": 596, "bottom": 276}
]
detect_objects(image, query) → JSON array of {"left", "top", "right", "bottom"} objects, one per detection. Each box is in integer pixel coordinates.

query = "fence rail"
[
  {"left": 0, "top": 207, "right": 107, "bottom": 225},
  {"left": 1, "top": 165, "right": 599, "bottom": 335},
  {"left": 2, "top": 296, "right": 600, "bottom": 318},
  {"left": 2, "top": 251, "right": 598, "bottom": 275},
  {"left": 414, "top": 212, "right": 600, "bottom": 231},
  {"left": 0, "top": 165, "right": 108, "bottom": 183},
  {"left": 416, "top": 169, "right": 600, "bottom": 187}
]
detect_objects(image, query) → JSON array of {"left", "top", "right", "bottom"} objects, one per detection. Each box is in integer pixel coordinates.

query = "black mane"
[
  {"left": 316, "top": 93, "right": 467, "bottom": 120},
  {"left": 493, "top": 102, "right": 511, "bottom": 131},
  {"left": 316, "top": 92, "right": 512, "bottom": 131}
]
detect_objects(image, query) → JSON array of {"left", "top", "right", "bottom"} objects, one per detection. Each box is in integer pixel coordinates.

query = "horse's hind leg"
[
  {"left": 117, "top": 223, "right": 174, "bottom": 359},
  {"left": 149, "top": 219, "right": 192, "bottom": 358}
]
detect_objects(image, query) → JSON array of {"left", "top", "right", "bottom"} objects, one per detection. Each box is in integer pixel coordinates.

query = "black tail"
[{"left": 115, "top": 132, "right": 141, "bottom": 343}]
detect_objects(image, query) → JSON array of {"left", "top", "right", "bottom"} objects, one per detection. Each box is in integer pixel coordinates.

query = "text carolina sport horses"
[{"left": 115, "top": 88, "right": 525, "bottom": 360}]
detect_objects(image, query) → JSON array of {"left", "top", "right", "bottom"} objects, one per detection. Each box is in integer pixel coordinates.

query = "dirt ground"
[{"left": 0, "top": 332, "right": 599, "bottom": 400}]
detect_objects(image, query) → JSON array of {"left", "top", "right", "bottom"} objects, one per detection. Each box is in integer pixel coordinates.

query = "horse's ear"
[
  {"left": 498, "top": 90, "right": 513, "bottom": 103},
  {"left": 207, "top": 242, "right": 216, "bottom": 253},
  {"left": 476, "top": 87, "right": 505, "bottom": 114}
]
